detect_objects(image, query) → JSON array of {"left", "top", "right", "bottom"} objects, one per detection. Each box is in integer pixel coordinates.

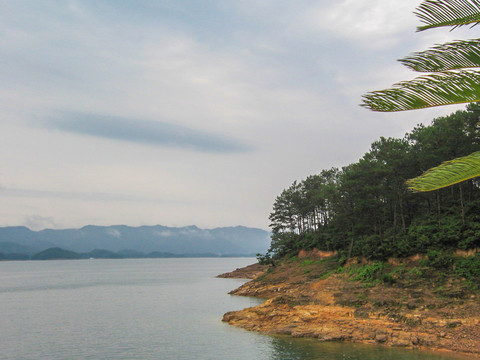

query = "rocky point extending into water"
[
  {"left": 217, "top": 263, "right": 269, "bottom": 279},
  {"left": 222, "top": 250, "right": 480, "bottom": 358}
]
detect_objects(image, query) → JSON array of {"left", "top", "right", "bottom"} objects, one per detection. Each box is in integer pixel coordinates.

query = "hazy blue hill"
[
  {"left": 0, "top": 225, "right": 270, "bottom": 256},
  {"left": 0, "top": 226, "right": 33, "bottom": 239},
  {"left": 116, "top": 249, "right": 145, "bottom": 258},
  {"left": 6, "top": 253, "right": 30, "bottom": 260},
  {"left": 0, "top": 227, "right": 55, "bottom": 253},
  {"left": 146, "top": 251, "right": 183, "bottom": 258},
  {"left": 82, "top": 249, "right": 123, "bottom": 259},
  {"left": 37, "top": 228, "right": 86, "bottom": 248},
  {"left": 209, "top": 226, "right": 272, "bottom": 254},
  {"left": 0, "top": 241, "right": 35, "bottom": 255},
  {"left": 31, "top": 247, "right": 81, "bottom": 260},
  {"left": 0, "top": 252, "right": 30, "bottom": 260}
]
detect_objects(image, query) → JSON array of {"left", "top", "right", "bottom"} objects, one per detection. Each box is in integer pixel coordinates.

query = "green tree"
[
  {"left": 361, "top": 0, "right": 480, "bottom": 191},
  {"left": 266, "top": 107, "right": 480, "bottom": 259}
]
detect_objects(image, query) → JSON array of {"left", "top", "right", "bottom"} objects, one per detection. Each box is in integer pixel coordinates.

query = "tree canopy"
[{"left": 265, "top": 105, "right": 480, "bottom": 260}]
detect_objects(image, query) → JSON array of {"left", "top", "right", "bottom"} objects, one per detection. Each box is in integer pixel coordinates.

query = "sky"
[{"left": 0, "top": 0, "right": 472, "bottom": 231}]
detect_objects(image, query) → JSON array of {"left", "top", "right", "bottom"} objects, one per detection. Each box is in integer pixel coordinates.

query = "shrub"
[
  {"left": 353, "top": 261, "right": 384, "bottom": 282},
  {"left": 381, "top": 273, "right": 396, "bottom": 284},
  {"left": 454, "top": 255, "right": 480, "bottom": 281},
  {"left": 256, "top": 252, "right": 273, "bottom": 265},
  {"left": 420, "top": 250, "right": 454, "bottom": 270}
]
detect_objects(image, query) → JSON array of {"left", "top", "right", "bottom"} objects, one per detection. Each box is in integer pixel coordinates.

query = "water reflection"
[{"left": 268, "top": 336, "right": 466, "bottom": 360}]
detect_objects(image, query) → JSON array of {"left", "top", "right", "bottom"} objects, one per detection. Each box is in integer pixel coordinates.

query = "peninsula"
[{"left": 222, "top": 250, "right": 480, "bottom": 357}]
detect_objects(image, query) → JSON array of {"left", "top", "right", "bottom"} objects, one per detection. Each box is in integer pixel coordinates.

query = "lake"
[{"left": 0, "top": 258, "right": 467, "bottom": 359}]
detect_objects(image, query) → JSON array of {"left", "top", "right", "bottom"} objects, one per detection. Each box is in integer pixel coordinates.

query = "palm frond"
[
  {"left": 399, "top": 39, "right": 480, "bottom": 71},
  {"left": 406, "top": 151, "right": 480, "bottom": 191},
  {"left": 415, "top": 0, "right": 480, "bottom": 31},
  {"left": 361, "top": 70, "right": 480, "bottom": 111}
]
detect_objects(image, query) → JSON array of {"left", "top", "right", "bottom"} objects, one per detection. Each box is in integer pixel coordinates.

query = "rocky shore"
[
  {"left": 217, "top": 262, "right": 269, "bottom": 279},
  {"left": 221, "top": 252, "right": 480, "bottom": 358}
]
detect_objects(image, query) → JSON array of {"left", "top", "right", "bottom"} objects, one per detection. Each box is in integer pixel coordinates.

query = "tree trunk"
[
  {"left": 436, "top": 192, "right": 441, "bottom": 229},
  {"left": 392, "top": 201, "right": 397, "bottom": 240},
  {"left": 399, "top": 194, "right": 406, "bottom": 233},
  {"left": 348, "top": 224, "right": 355, "bottom": 259},
  {"left": 459, "top": 184, "right": 466, "bottom": 227}
]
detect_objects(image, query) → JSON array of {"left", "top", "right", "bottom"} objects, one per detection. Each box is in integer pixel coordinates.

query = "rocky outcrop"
[{"left": 217, "top": 263, "right": 269, "bottom": 279}]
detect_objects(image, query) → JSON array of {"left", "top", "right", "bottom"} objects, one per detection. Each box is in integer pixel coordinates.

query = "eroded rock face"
[{"left": 222, "top": 260, "right": 480, "bottom": 357}]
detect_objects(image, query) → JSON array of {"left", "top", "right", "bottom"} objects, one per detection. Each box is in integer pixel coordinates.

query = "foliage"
[
  {"left": 362, "top": 71, "right": 480, "bottom": 112},
  {"left": 415, "top": 0, "right": 480, "bottom": 31},
  {"left": 406, "top": 151, "right": 480, "bottom": 191},
  {"left": 454, "top": 254, "right": 480, "bottom": 280},
  {"left": 399, "top": 39, "right": 480, "bottom": 72},
  {"left": 362, "top": 0, "right": 480, "bottom": 192},
  {"left": 420, "top": 250, "right": 455, "bottom": 269},
  {"left": 408, "top": 267, "right": 423, "bottom": 277},
  {"left": 351, "top": 262, "right": 384, "bottom": 283},
  {"left": 362, "top": 0, "right": 480, "bottom": 112},
  {"left": 262, "top": 3, "right": 480, "bottom": 260},
  {"left": 264, "top": 105, "right": 480, "bottom": 260},
  {"left": 256, "top": 252, "right": 273, "bottom": 265}
]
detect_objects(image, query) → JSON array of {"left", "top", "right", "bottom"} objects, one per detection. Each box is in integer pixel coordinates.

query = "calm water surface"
[{"left": 0, "top": 258, "right": 468, "bottom": 359}]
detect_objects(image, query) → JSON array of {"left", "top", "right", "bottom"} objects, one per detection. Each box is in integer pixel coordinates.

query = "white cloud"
[
  {"left": 155, "top": 230, "right": 172, "bottom": 237},
  {"left": 0, "top": 1, "right": 471, "bottom": 231},
  {"left": 23, "top": 215, "right": 58, "bottom": 231},
  {"left": 106, "top": 228, "right": 122, "bottom": 238},
  {"left": 303, "top": 0, "right": 419, "bottom": 49}
]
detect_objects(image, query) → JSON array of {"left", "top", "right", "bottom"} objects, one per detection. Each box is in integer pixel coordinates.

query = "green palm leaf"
[
  {"left": 416, "top": 0, "right": 480, "bottom": 31},
  {"left": 361, "top": 1, "right": 480, "bottom": 191},
  {"left": 399, "top": 39, "right": 480, "bottom": 71},
  {"left": 361, "top": 70, "right": 480, "bottom": 111},
  {"left": 406, "top": 151, "right": 480, "bottom": 191}
]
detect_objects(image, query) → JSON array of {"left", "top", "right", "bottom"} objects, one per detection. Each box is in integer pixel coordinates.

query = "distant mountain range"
[{"left": 0, "top": 225, "right": 271, "bottom": 260}]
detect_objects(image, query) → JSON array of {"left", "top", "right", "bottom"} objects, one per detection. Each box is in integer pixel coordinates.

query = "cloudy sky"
[{"left": 0, "top": 0, "right": 471, "bottom": 231}]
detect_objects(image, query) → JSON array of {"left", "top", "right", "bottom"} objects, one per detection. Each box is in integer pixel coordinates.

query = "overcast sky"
[{"left": 0, "top": 0, "right": 471, "bottom": 231}]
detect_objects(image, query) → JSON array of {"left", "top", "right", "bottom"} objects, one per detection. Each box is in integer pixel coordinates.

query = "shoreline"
[
  {"left": 217, "top": 262, "right": 269, "bottom": 279},
  {"left": 220, "top": 258, "right": 480, "bottom": 358}
]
